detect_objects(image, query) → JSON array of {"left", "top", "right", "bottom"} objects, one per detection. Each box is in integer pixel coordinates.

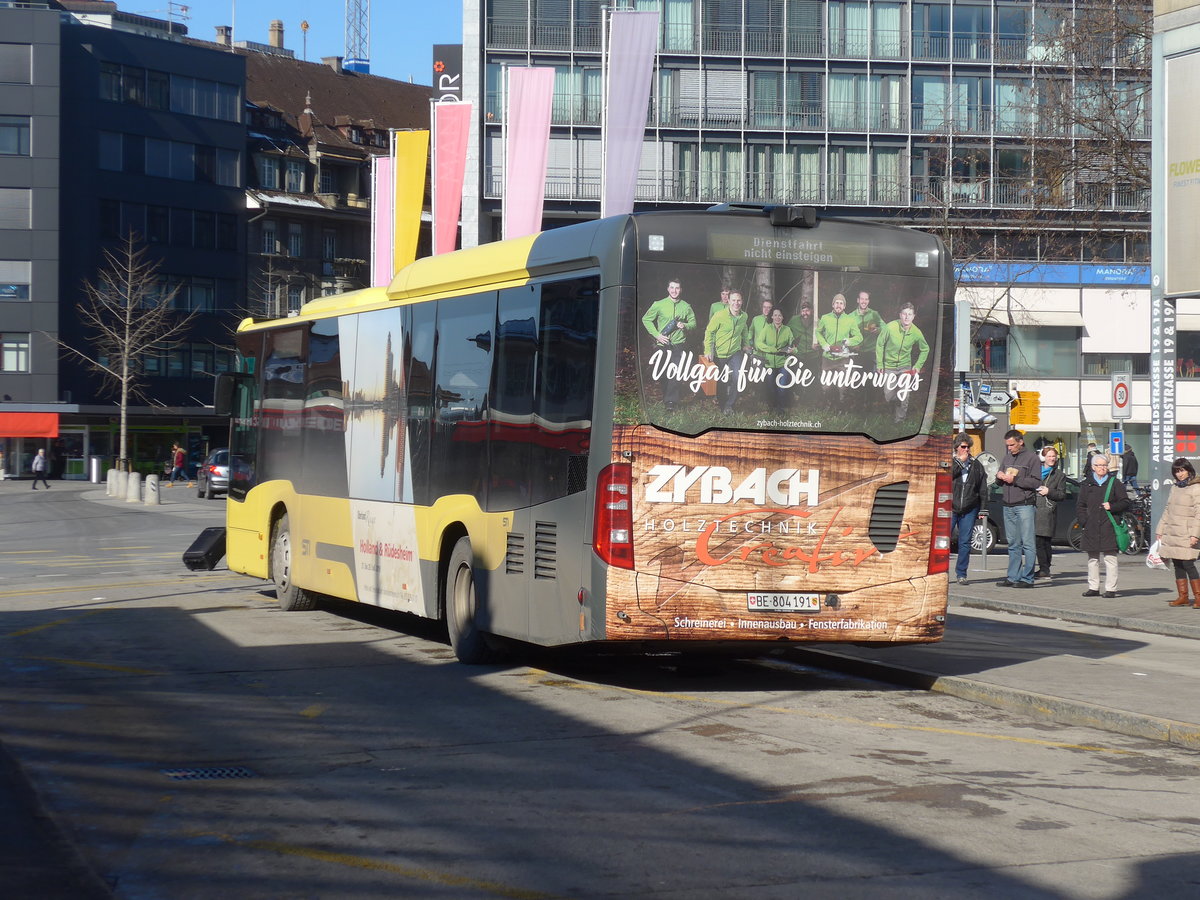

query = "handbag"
[{"left": 1103, "top": 479, "right": 1132, "bottom": 553}]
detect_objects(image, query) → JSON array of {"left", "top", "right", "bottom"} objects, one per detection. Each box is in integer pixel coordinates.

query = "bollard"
[
  {"left": 125, "top": 471, "right": 141, "bottom": 502},
  {"left": 106, "top": 469, "right": 116, "bottom": 496},
  {"left": 144, "top": 474, "right": 160, "bottom": 505},
  {"left": 114, "top": 469, "right": 127, "bottom": 498}
]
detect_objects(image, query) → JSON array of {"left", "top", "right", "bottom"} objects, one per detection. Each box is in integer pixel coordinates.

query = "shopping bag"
[{"left": 1146, "top": 540, "right": 1167, "bottom": 570}]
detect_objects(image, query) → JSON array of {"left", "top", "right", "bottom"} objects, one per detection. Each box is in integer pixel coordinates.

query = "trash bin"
[{"left": 89, "top": 456, "right": 103, "bottom": 483}]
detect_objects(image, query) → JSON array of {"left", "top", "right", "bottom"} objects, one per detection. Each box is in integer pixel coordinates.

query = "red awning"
[{"left": 0, "top": 412, "right": 59, "bottom": 438}]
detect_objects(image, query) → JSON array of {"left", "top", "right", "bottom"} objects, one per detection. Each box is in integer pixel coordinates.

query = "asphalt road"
[{"left": 1, "top": 480, "right": 1198, "bottom": 898}]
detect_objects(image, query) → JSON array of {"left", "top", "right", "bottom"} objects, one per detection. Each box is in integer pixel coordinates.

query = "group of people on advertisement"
[
  {"left": 952, "top": 430, "right": 1200, "bottom": 608},
  {"left": 641, "top": 280, "right": 928, "bottom": 417}
]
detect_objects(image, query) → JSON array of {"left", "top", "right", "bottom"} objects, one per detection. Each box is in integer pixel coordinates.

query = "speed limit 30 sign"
[{"left": 1111, "top": 372, "right": 1132, "bottom": 421}]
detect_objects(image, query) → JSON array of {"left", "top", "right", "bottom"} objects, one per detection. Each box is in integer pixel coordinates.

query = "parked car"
[
  {"left": 196, "top": 448, "right": 229, "bottom": 499},
  {"left": 952, "top": 478, "right": 1081, "bottom": 553},
  {"left": 957, "top": 476, "right": 1145, "bottom": 555}
]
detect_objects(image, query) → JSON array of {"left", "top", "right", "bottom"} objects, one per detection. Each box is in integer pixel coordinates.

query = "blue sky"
[{"left": 158, "top": 1, "right": 463, "bottom": 85}]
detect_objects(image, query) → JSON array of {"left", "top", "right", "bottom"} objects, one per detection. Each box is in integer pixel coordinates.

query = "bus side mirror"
[{"left": 214, "top": 373, "right": 251, "bottom": 416}]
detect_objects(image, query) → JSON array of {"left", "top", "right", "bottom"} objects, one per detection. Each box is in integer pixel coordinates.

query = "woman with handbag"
[
  {"left": 1154, "top": 457, "right": 1200, "bottom": 608},
  {"left": 1075, "top": 453, "right": 1130, "bottom": 598}
]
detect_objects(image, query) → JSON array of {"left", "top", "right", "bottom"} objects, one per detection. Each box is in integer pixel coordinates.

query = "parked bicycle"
[{"left": 1068, "top": 485, "right": 1148, "bottom": 555}]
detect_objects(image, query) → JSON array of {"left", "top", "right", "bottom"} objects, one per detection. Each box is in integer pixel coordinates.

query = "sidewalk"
[{"left": 790, "top": 548, "right": 1200, "bottom": 751}]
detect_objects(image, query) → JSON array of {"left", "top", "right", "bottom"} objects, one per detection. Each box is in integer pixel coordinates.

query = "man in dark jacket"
[
  {"left": 951, "top": 433, "right": 989, "bottom": 585},
  {"left": 1122, "top": 447, "right": 1139, "bottom": 490},
  {"left": 995, "top": 429, "right": 1041, "bottom": 587}
]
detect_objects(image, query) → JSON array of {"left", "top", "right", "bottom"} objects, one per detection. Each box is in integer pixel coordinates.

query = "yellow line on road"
[
  {"left": 195, "top": 832, "right": 560, "bottom": 899},
  {"left": 24, "top": 655, "right": 161, "bottom": 676},
  {"left": 526, "top": 670, "right": 1140, "bottom": 756},
  {"left": 4, "top": 611, "right": 102, "bottom": 638},
  {"left": 0, "top": 574, "right": 247, "bottom": 598},
  {"left": 98, "top": 546, "right": 154, "bottom": 550}
]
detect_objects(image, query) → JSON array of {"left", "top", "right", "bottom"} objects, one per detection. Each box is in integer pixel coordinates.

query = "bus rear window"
[{"left": 625, "top": 259, "right": 942, "bottom": 441}]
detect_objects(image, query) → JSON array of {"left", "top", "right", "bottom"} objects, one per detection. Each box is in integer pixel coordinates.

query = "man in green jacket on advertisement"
[
  {"left": 815, "top": 293, "right": 862, "bottom": 401},
  {"left": 876, "top": 302, "right": 930, "bottom": 422},
  {"left": 704, "top": 290, "right": 750, "bottom": 414},
  {"left": 642, "top": 278, "right": 696, "bottom": 410}
]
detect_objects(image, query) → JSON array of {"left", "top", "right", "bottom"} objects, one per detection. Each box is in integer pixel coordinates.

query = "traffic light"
[{"left": 1010, "top": 391, "right": 1040, "bottom": 427}]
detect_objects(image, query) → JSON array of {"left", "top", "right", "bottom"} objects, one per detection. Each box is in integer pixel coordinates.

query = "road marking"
[
  {"left": 98, "top": 546, "right": 154, "bottom": 550},
  {"left": 300, "top": 704, "right": 327, "bottom": 718},
  {"left": 0, "top": 574, "right": 248, "bottom": 598},
  {"left": 525, "top": 669, "right": 1142, "bottom": 757},
  {"left": 24, "top": 655, "right": 161, "bottom": 676},
  {"left": 4, "top": 611, "right": 102, "bottom": 638},
  {"left": 193, "top": 832, "right": 560, "bottom": 899}
]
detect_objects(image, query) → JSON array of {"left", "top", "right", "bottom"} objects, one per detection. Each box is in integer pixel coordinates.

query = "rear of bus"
[{"left": 591, "top": 208, "right": 953, "bottom": 648}]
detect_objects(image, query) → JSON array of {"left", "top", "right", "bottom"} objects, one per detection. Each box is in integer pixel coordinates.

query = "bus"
[{"left": 215, "top": 204, "right": 954, "bottom": 663}]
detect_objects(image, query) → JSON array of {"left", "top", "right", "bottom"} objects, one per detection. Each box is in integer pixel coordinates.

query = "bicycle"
[{"left": 1067, "top": 486, "right": 1148, "bottom": 555}]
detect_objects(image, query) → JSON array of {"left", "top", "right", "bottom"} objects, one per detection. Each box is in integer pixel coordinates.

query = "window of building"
[
  {"left": 994, "top": 78, "right": 1033, "bottom": 134},
  {"left": 951, "top": 75, "right": 990, "bottom": 132},
  {"left": 99, "top": 131, "right": 123, "bottom": 171},
  {"left": 871, "top": 74, "right": 904, "bottom": 130},
  {"left": 912, "top": 2, "right": 950, "bottom": 60},
  {"left": 995, "top": 4, "right": 1030, "bottom": 61},
  {"left": 699, "top": 142, "right": 742, "bottom": 202},
  {"left": 0, "top": 115, "right": 29, "bottom": 156},
  {"left": 1008, "top": 326, "right": 1079, "bottom": 377},
  {"left": 170, "top": 208, "right": 193, "bottom": 248},
  {"left": 194, "top": 211, "right": 215, "bottom": 250},
  {"left": 256, "top": 155, "right": 280, "bottom": 190},
  {"left": 827, "top": 1, "right": 868, "bottom": 58},
  {"left": 0, "top": 44, "right": 31, "bottom": 84},
  {"left": 912, "top": 73, "right": 948, "bottom": 131},
  {"left": 0, "top": 333, "right": 29, "bottom": 372},
  {"left": 170, "top": 142, "right": 194, "bottom": 181},
  {"left": 872, "top": 2, "right": 904, "bottom": 58},
  {"left": 0, "top": 261, "right": 30, "bottom": 301},
  {"left": 319, "top": 166, "right": 336, "bottom": 194},
  {"left": 191, "top": 343, "right": 213, "bottom": 376},
  {"left": 285, "top": 159, "right": 305, "bottom": 192},
  {"left": 170, "top": 75, "right": 241, "bottom": 123},
  {"left": 99, "top": 61, "right": 122, "bottom": 101},
  {"left": 287, "top": 223, "right": 303, "bottom": 258},
  {"left": 287, "top": 285, "right": 303, "bottom": 314},
  {"left": 261, "top": 220, "right": 277, "bottom": 255},
  {"left": 145, "top": 138, "right": 170, "bottom": 177},
  {"left": 829, "top": 145, "right": 868, "bottom": 203},
  {"left": 1083, "top": 354, "right": 1149, "bottom": 377},
  {"left": 829, "top": 72, "right": 868, "bottom": 130},
  {"left": 952, "top": 2, "right": 990, "bottom": 60},
  {"left": 147, "top": 205, "right": 170, "bottom": 244},
  {"left": 121, "top": 65, "right": 146, "bottom": 106},
  {"left": 147, "top": 70, "right": 169, "bottom": 110},
  {"left": 217, "top": 213, "right": 238, "bottom": 251},
  {"left": 971, "top": 322, "right": 1007, "bottom": 374},
  {"left": 872, "top": 146, "right": 903, "bottom": 204},
  {"left": 0, "top": 188, "right": 30, "bottom": 229}
]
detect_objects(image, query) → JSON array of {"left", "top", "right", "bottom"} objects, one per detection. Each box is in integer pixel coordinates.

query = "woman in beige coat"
[{"left": 1155, "top": 457, "right": 1200, "bottom": 608}]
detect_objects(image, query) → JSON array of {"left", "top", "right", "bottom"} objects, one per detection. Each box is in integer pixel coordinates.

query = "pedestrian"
[
  {"left": 1122, "top": 446, "right": 1139, "bottom": 490},
  {"left": 30, "top": 447, "right": 49, "bottom": 489},
  {"left": 1075, "top": 453, "right": 1129, "bottom": 598},
  {"left": 1033, "top": 446, "right": 1068, "bottom": 580},
  {"left": 994, "top": 428, "right": 1041, "bottom": 587},
  {"left": 951, "top": 433, "right": 989, "bottom": 585},
  {"left": 1155, "top": 457, "right": 1200, "bottom": 608},
  {"left": 169, "top": 442, "right": 187, "bottom": 485}
]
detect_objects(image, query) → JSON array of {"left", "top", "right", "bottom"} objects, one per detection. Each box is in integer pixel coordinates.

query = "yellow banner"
[{"left": 393, "top": 130, "right": 429, "bottom": 273}]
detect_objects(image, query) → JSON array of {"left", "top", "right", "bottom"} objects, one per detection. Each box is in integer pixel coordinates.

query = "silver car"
[{"left": 196, "top": 448, "right": 229, "bottom": 499}]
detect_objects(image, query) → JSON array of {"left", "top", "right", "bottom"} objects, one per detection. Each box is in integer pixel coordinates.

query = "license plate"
[{"left": 747, "top": 592, "right": 821, "bottom": 613}]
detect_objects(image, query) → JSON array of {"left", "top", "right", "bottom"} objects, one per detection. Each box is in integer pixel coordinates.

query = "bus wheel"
[
  {"left": 271, "top": 513, "right": 317, "bottom": 611},
  {"left": 446, "top": 537, "right": 498, "bottom": 664}
]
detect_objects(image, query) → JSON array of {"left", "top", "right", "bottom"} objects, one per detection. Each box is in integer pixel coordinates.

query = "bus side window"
[
  {"left": 406, "top": 302, "right": 436, "bottom": 506},
  {"left": 530, "top": 276, "right": 599, "bottom": 506},
  {"left": 430, "top": 292, "right": 495, "bottom": 506},
  {"left": 488, "top": 285, "right": 538, "bottom": 511}
]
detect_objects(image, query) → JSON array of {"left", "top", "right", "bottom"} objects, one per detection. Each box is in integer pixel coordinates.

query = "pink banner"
[
  {"left": 433, "top": 101, "right": 472, "bottom": 255},
  {"left": 371, "top": 155, "right": 393, "bottom": 286},
  {"left": 603, "top": 11, "right": 658, "bottom": 218},
  {"left": 504, "top": 67, "right": 555, "bottom": 240}
]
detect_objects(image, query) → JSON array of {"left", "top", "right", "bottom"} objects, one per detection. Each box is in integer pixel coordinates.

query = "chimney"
[
  {"left": 214, "top": 25, "right": 231, "bottom": 47},
  {"left": 322, "top": 56, "right": 343, "bottom": 74},
  {"left": 269, "top": 19, "right": 284, "bottom": 49}
]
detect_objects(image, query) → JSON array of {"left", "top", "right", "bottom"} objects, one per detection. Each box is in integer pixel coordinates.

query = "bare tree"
[{"left": 54, "top": 234, "right": 194, "bottom": 469}]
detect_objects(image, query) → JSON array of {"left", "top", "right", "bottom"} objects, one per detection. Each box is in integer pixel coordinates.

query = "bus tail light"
[
  {"left": 928, "top": 471, "right": 952, "bottom": 575},
  {"left": 594, "top": 463, "right": 634, "bottom": 570}
]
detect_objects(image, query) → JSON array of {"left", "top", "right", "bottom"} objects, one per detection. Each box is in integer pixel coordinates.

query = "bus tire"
[
  {"left": 271, "top": 513, "right": 317, "bottom": 611},
  {"left": 445, "top": 536, "right": 498, "bottom": 664}
]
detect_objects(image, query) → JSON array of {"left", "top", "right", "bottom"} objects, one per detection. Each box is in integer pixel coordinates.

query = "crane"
[{"left": 344, "top": 0, "right": 370, "bottom": 73}]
